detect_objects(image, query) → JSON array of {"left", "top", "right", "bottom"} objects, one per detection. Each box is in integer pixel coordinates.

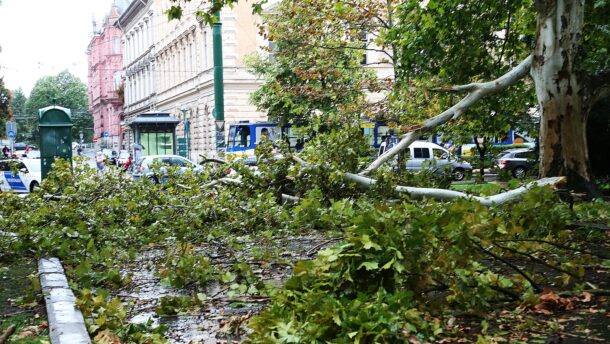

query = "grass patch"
[
  {"left": 0, "top": 256, "right": 49, "bottom": 343},
  {"left": 450, "top": 182, "right": 504, "bottom": 196}
]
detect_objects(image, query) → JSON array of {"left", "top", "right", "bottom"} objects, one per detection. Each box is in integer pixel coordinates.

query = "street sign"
[
  {"left": 103, "top": 131, "right": 109, "bottom": 138},
  {"left": 6, "top": 121, "right": 17, "bottom": 138},
  {"left": 177, "top": 138, "right": 190, "bottom": 158}
]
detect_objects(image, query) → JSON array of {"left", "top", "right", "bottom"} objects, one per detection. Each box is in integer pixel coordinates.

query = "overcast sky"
[{"left": 0, "top": 0, "right": 116, "bottom": 96}]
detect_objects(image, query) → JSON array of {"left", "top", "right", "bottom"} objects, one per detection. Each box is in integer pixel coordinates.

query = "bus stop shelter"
[{"left": 128, "top": 113, "right": 180, "bottom": 158}]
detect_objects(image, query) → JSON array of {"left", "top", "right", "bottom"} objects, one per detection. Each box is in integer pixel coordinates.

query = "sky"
[{"left": 0, "top": 0, "right": 117, "bottom": 96}]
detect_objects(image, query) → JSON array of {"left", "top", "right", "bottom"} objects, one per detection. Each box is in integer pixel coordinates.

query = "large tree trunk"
[{"left": 531, "top": 0, "right": 598, "bottom": 194}]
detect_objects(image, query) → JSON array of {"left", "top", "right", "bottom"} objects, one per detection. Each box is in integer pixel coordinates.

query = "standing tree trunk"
[
  {"left": 474, "top": 136, "right": 488, "bottom": 182},
  {"left": 531, "top": 0, "right": 598, "bottom": 194}
]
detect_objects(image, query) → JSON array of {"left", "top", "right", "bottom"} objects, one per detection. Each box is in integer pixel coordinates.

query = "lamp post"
[
  {"left": 179, "top": 108, "right": 190, "bottom": 159},
  {"left": 213, "top": 11, "right": 225, "bottom": 151}
]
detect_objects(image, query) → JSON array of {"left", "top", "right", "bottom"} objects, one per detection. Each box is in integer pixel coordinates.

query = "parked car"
[
  {"left": 11, "top": 142, "right": 36, "bottom": 158},
  {"left": 496, "top": 148, "right": 537, "bottom": 178},
  {"left": 0, "top": 158, "right": 42, "bottom": 193},
  {"left": 132, "top": 155, "right": 202, "bottom": 183},
  {"left": 25, "top": 150, "right": 41, "bottom": 159},
  {"left": 398, "top": 141, "right": 472, "bottom": 181}
]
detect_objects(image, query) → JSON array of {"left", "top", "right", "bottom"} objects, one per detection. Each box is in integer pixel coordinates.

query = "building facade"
[
  {"left": 117, "top": 0, "right": 265, "bottom": 159},
  {"left": 87, "top": 3, "right": 127, "bottom": 149},
  {"left": 116, "top": 0, "right": 393, "bottom": 159}
]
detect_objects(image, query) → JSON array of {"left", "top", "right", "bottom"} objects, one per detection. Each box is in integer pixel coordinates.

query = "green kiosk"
[{"left": 39, "top": 105, "right": 72, "bottom": 179}]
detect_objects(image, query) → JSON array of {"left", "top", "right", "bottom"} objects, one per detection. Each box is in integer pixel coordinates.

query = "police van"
[{"left": 0, "top": 159, "right": 42, "bottom": 193}]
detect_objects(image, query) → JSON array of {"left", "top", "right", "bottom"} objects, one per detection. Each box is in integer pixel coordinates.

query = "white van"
[{"left": 398, "top": 141, "right": 472, "bottom": 181}]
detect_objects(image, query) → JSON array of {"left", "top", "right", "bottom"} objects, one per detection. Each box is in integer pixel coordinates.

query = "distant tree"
[
  {"left": 247, "top": 0, "right": 388, "bottom": 128},
  {"left": 9, "top": 88, "right": 28, "bottom": 142},
  {"left": 25, "top": 71, "right": 93, "bottom": 143},
  {"left": 0, "top": 77, "right": 13, "bottom": 139}
]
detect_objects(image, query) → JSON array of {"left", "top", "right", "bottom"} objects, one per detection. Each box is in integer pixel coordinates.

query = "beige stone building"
[{"left": 117, "top": 0, "right": 265, "bottom": 159}]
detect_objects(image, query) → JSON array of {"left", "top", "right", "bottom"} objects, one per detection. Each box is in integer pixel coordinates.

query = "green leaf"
[{"left": 358, "top": 261, "right": 379, "bottom": 271}]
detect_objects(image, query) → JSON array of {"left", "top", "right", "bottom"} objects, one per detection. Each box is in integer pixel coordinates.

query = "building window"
[
  {"left": 114, "top": 72, "right": 122, "bottom": 91},
  {"left": 113, "top": 36, "right": 120, "bottom": 54}
]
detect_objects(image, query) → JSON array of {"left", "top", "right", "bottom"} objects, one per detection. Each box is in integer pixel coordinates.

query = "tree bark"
[{"left": 531, "top": 0, "right": 598, "bottom": 195}]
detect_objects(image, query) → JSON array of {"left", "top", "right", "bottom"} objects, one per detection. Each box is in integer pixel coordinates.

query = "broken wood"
[{"left": 0, "top": 324, "right": 16, "bottom": 344}]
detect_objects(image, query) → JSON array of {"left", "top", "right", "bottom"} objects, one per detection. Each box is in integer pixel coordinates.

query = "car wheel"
[
  {"left": 452, "top": 168, "right": 465, "bottom": 181},
  {"left": 30, "top": 181, "right": 39, "bottom": 192},
  {"left": 513, "top": 166, "right": 526, "bottom": 179},
  {"left": 148, "top": 176, "right": 159, "bottom": 184}
]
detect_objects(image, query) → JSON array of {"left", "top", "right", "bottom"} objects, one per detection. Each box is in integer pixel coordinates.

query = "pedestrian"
[
  {"left": 2, "top": 146, "right": 9, "bottom": 159},
  {"left": 95, "top": 151, "right": 105, "bottom": 174},
  {"left": 77, "top": 145, "right": 82, "bottom": 156},
  {"left": 122, "top": 154, "right": 132, "bottom": 172}
]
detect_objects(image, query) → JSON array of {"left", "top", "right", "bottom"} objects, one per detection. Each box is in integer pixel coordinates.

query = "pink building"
[{"left": 87, "top": 3, "right": 125, "bottom": 149}]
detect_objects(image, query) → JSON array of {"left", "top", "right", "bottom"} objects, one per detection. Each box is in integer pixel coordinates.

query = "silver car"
[
  {"left": 132, "top": 155, "right": 202, "bottom": 183},
  {"left": 404, "top": 141, "right": 472, "bottom": 181}
]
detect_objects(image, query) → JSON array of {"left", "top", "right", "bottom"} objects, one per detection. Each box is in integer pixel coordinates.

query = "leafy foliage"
[
  {"left": 1, "top": 148, "right": 608, "bottom": 342},
  {"left": 247, "top": 0, "right": 383, "bottom": 126}
]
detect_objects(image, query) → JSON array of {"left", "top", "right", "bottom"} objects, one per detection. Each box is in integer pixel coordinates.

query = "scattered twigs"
[
  {"left": 199, "top": 155, "right": 229, "bottom": 165},
  {"left": 43, "top": 193, "right": 66, "bottom": 201},
  {"left": 201, "top": 177, "right": 243, "bottom": 189},
  {"left": 492, "top": 242, "right": 580, "bottom": 279},
  {"left": 493, "top": 239, "right": 609, "bottom": 259},
  {"left": 472, "top": 240, "right": 542, "bottom": 293},
  {"left": 566, "top": 222, "right": 610, "bottom": 232},
  {"left": 306, "top": 237, "right": 345, "bottom": 256},
  {"left": 489, "top": 285, "right": 520, "bottom": 301},
  {"left": 0, "top": 324, "right": 16, "bottom": 344},
  {"left": 175, "top": 183, "right": 193, "bottom": 190}
]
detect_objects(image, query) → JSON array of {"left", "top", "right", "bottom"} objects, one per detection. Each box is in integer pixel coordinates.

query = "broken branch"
[{"left": 360, "top": 55, "right": 533, "bottom": 175}]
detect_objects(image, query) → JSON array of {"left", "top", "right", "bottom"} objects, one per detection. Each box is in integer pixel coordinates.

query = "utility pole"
[
  {"left": 212, "top": 11, "right": 225, "bottom": 152},
  {"left": 179, "top": 108, "right": 190, "bottom": 159}
]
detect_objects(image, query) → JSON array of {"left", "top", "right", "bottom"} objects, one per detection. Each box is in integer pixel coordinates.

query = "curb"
[{"left": 38, "top": 258, "right": 91, "bottom": 344}]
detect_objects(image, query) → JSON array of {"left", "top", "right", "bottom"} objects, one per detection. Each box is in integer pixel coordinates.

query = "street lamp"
[{"left": 179, "top": 108, "right": 190, "bottom": 159}]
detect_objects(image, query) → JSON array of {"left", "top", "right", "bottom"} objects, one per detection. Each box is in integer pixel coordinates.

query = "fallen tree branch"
[
  {"left": 345, "top": 172, "right": 565, "bottom": 206},
  {"left": 360, "top": 55, "right": 533, "bottom": 175}
]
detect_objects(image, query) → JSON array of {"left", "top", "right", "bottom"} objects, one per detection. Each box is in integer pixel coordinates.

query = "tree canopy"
[
  {"left": 25, "top": 70, "right": 93, "bottom": 143},
  {"left": 0, "top": 77, "right": 12, "bottom": 138}
]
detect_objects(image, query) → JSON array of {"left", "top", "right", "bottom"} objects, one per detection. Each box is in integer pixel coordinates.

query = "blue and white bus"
[{"left": 225, "top": 122, "right": 282, "bottom": 165}]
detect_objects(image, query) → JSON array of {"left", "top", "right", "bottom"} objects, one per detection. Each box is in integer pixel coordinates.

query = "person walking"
[
  {"left": 2, "top": 146, "right": 9, "bottom": 159},
  {"left": 95, "top": 151, "right": 105, "bottom": 174}
]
